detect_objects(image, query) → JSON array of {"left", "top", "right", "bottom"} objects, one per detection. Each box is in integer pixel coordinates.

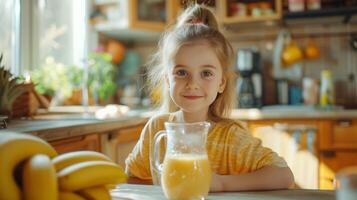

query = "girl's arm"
[{"left": 210, "top": 166, "right": 295, "bottom": 192}]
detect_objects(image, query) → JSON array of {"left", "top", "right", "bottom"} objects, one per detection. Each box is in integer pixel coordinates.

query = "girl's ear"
[{"left": 219, "top": 75, "right": 226, "bottom": 93}]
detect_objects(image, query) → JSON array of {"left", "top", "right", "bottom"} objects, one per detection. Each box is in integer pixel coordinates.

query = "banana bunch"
[
  {"left": 54, "top": 150, "right": 127, "bottom": 200},
  {"left": 0, "top": 132, "right": 128, "bottom": 200}
]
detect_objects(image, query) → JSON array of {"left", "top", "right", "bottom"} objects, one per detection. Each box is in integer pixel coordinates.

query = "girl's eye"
[
  {"left": 175, "top": 69, "right": 188, "bottom": 77},
  {"left": 201, "top": 70, "right": 213, "bottom": 78}
]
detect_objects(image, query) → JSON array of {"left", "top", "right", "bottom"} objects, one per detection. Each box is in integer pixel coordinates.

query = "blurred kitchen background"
[
  {"left": 1, "top": 0, "right": 357, "bottom": 191},
  {"left": 1, "top": 0, "right": 356, "bottom": 110}
]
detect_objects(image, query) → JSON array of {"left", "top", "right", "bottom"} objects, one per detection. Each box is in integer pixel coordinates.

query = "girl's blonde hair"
[{"left": 147, "top": 4, "right": 236, "bottom": 122}]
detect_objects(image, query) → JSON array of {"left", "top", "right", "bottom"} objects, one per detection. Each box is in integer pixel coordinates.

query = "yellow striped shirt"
[{"left": 125, "top": 113, "right": 287, "bottom": 181}]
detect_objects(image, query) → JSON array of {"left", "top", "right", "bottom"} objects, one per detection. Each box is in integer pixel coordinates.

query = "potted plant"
[
  {"left": 30, "top": 57, "right": 73, "bottom": 103},
  {"left": 0, "top": 54, "right": 29, "bottom": 117},
  {"left": 87, "top": 52, "right": 117, "bottom": 104}
]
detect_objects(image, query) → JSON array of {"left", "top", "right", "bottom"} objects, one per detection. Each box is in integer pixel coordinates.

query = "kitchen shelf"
[
  {"left": 219, "top": 0, "right": 282, "bottom": 24},
  {"left": 284, "top": 6, "right": 357, "bottom": 21},
  {"left": 222, "top": 15, "right": 281, "bottom": 23},
  {"left": 94, "top": 22, "right": 160, "bottom": 42}
]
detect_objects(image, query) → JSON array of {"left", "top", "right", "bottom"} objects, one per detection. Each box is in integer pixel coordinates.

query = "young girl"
[{"left": 125, "top": 4, "right": 294, "bottom": 192}]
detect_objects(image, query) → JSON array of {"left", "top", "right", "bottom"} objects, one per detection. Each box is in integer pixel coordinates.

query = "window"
[
  {"left": 24, "top": 0, "right": 88, "bottom": 71},
  {"left": 0, "top": 0, "right": 21, "bottom": 75}
]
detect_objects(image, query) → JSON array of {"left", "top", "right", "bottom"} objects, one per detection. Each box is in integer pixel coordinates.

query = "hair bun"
[{"left": 176, "top": 4, "right": 218, "bottom": 30}]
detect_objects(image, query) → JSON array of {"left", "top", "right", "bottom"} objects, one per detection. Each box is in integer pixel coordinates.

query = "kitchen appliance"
[
  {"left": 0, "top": 115, "right": 8, "bottom": 129},
  {"left": 236, "top": 49, "right": 263, "bottom": 108}
]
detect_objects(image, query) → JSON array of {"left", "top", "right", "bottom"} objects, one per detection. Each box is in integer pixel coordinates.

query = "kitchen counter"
[
  {"left": 1, "top": 109, "right": 155, "bottom": 141},
  {"left": 2, "top": 106, "right": 357, "bottom": 142},
  {"left": 232, "top": 106, "right": 357, "bottom": 120},
  {"left": 111, "top": 184, "right": 335, "bottom": 200}
]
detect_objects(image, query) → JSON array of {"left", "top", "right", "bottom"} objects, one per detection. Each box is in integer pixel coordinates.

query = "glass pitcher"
[{"left": 151, "top": 122, "right": 211, "bottom": 200}]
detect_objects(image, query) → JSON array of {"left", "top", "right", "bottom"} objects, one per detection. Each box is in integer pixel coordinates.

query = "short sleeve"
[
  {"left": 125, "top": 121, "right": 152, "bottom": 180},
  {"left": 230, "top": 123, "right": 288, "bottom": 172},
  {"left": 124, "top": 113, "right": 168, "bottom": 180}
]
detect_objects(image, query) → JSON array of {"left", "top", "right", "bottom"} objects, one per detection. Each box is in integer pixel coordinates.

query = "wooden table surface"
[{"left": 111, "top": 184, "right": 335, "bottom": 200}]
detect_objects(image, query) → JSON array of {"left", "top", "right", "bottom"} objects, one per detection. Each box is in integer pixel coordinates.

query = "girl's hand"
[{"left": 210, "top": 173, "right": 224, "bottom": 192}]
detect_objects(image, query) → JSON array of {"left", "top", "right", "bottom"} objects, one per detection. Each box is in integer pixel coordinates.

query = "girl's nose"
[{"left": 185, "top": 76, "right": 200, "bottom": 90}]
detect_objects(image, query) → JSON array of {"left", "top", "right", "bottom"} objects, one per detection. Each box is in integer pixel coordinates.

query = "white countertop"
[
  {"left": 230, "top": 105, "right": 357, "bottom": 120},
  {"left": 111, "top": 184, "right": 334, "bottom": 200}
]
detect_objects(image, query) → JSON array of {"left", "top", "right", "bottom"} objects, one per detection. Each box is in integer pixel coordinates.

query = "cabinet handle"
[
  {"left": 107, "top": 133, "right": 113, "bottom": 141},
  {"left": 321, "top": 150, "right": 336, "bottom": 158},
  {"left": 336, "top": 119, "right": 352, "bottom": 127},
  {"left": 107, "top": 131, "right": 119, "bottom": 141}
]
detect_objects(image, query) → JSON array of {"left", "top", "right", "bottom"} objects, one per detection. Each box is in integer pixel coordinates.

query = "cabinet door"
[
  {"left": 218, "top": 0, "right": 282, "bottom": 23},
  {"left": 50, "top": 134, "right": 101, "bottom": 154},
  {"left": 319, "top": 151, "right": 357, "bottom": 189},
  {"left": 249, "top": 119, "right": 321, "bottom": 189},
  {"left": 102, "top": 124, "right": 145, "bottom": 167},
  {"left": 319, "top": 119, "right": 357, "bottom": 150},
  {"left": 129, "top": 0, "right": 179, "bottom": 31}
]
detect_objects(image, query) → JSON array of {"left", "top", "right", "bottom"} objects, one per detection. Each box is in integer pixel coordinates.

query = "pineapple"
[{"left": 0, "top": 53, "right": 29, "bottom": 116}]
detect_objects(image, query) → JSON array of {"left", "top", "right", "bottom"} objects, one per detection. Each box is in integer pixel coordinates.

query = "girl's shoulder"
[
  {"left": 210, "top": 118, "right": 253, "bottom": 140},
  {"left": 146, "top": 112, "right": 171, "bottom": 126},
  {"left": 214, "top": 118, "right": 249, "bottom": 132},
  {"left": 142, "top": 113, "right": 171, "bottom": 136}
]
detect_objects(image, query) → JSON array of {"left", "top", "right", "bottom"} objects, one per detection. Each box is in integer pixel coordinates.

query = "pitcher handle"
[{"left": 150, "top": 130, "right": 166, "bottom": 185}]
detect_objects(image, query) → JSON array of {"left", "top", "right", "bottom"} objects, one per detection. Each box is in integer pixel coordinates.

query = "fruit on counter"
[
  {"left": 0, "top": 132, "right": 128, "bottom": 199},
  {"left": 22, "top": 154, "right": 57, "bottom": 200},
  {"left": 78, "top": 186, "right": 111, "bottom": 200},
  {"left": 52, "top": 150, "right": 113, "bottom": 171},
  {"left": 0, "top": 54, "right": 29, "bottom": 116},
  {"left": 58, "top": 191, "right": 86, "bottom": 200},
  {"left": 0, "top": 132, "right": 58, "bottom": 200},
  {"left": 58, "top": 160, "right": 128, "bottom": 191},
  {"left": 105, "top": 183, "right": 117, "bottom": 190}
]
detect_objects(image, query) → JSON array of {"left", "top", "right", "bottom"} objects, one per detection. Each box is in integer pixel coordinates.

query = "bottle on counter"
[
  {"left": 320, "top": 70, "right": 335, "bottom": 108},
  {"left": 288, "top": 0, "right": 305, "bottom": 12},
  {"left": 306, "top": 0, "right": 321, "bottom": 10}
]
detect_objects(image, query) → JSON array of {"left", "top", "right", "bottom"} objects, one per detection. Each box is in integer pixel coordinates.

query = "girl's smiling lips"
[{"left": 183, "top": 95, "right": 203, "bottom": 100}]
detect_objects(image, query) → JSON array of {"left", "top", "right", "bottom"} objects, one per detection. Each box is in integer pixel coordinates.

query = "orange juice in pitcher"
[
  {"left": 162, "top": 154, "right": 211, "bottom": 200},
  {"left": 151, "top": 122, "right": 212, "bottom": 200}
]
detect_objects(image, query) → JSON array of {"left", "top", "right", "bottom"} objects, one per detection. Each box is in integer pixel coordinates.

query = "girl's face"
[{"left": 167, "top": 40, "right": 226, "bottom": 117}]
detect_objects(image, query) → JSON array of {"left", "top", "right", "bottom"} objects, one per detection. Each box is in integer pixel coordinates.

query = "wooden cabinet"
[
  {"left": 217, "top": 0, "right": 282, "bottom": 24},
  {"left": 93, "top": 0, "right": 179, "bottom": 32},
  {"left": 247, "top": 119, "right": 321, "bottom": 189},
  {"left": 318, "top": 119, "right": 357, "bottom": 189},
  {"left": 50, "top": 134, "right": 101, "bottom": 154},
  {"left": 319, "top": 151, "right": 357, "bottom": 189},
  {"left": 92, "top": 0, "right": 283, "bottom": 38},
  {"left": 319, "top": 119, "right": 357, "bottom": 150},
  {"left": 129, "top": 0, "right": 179, "bottom": 31},
  {"left": 246, "top": 118, "right": 357, "bottom": 190},
  {"left": 101, "top": 123, "right": 145, "bottom": 167}
]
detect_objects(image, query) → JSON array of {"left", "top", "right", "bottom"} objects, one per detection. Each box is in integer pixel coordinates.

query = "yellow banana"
[
  {"left": 23, "top": 154, "right": 58, "bottom": 200},
  {"left": 58, "top": 160, "right": 127, "bottom": 191},
  {"left": 78, "top": 186, "right": 111, "bottom": 200},
  {"left": 58, "top": 191, "right": 85, "bottom": 200},
  {"left": 52, "top": 150, "right": 112, "bottom": 171},
  {"left": 105, "top": 183, "right": 117, "bottom": 190},
  {"left": 0, "top": 132, "right": 57, "bottom": 200}
]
